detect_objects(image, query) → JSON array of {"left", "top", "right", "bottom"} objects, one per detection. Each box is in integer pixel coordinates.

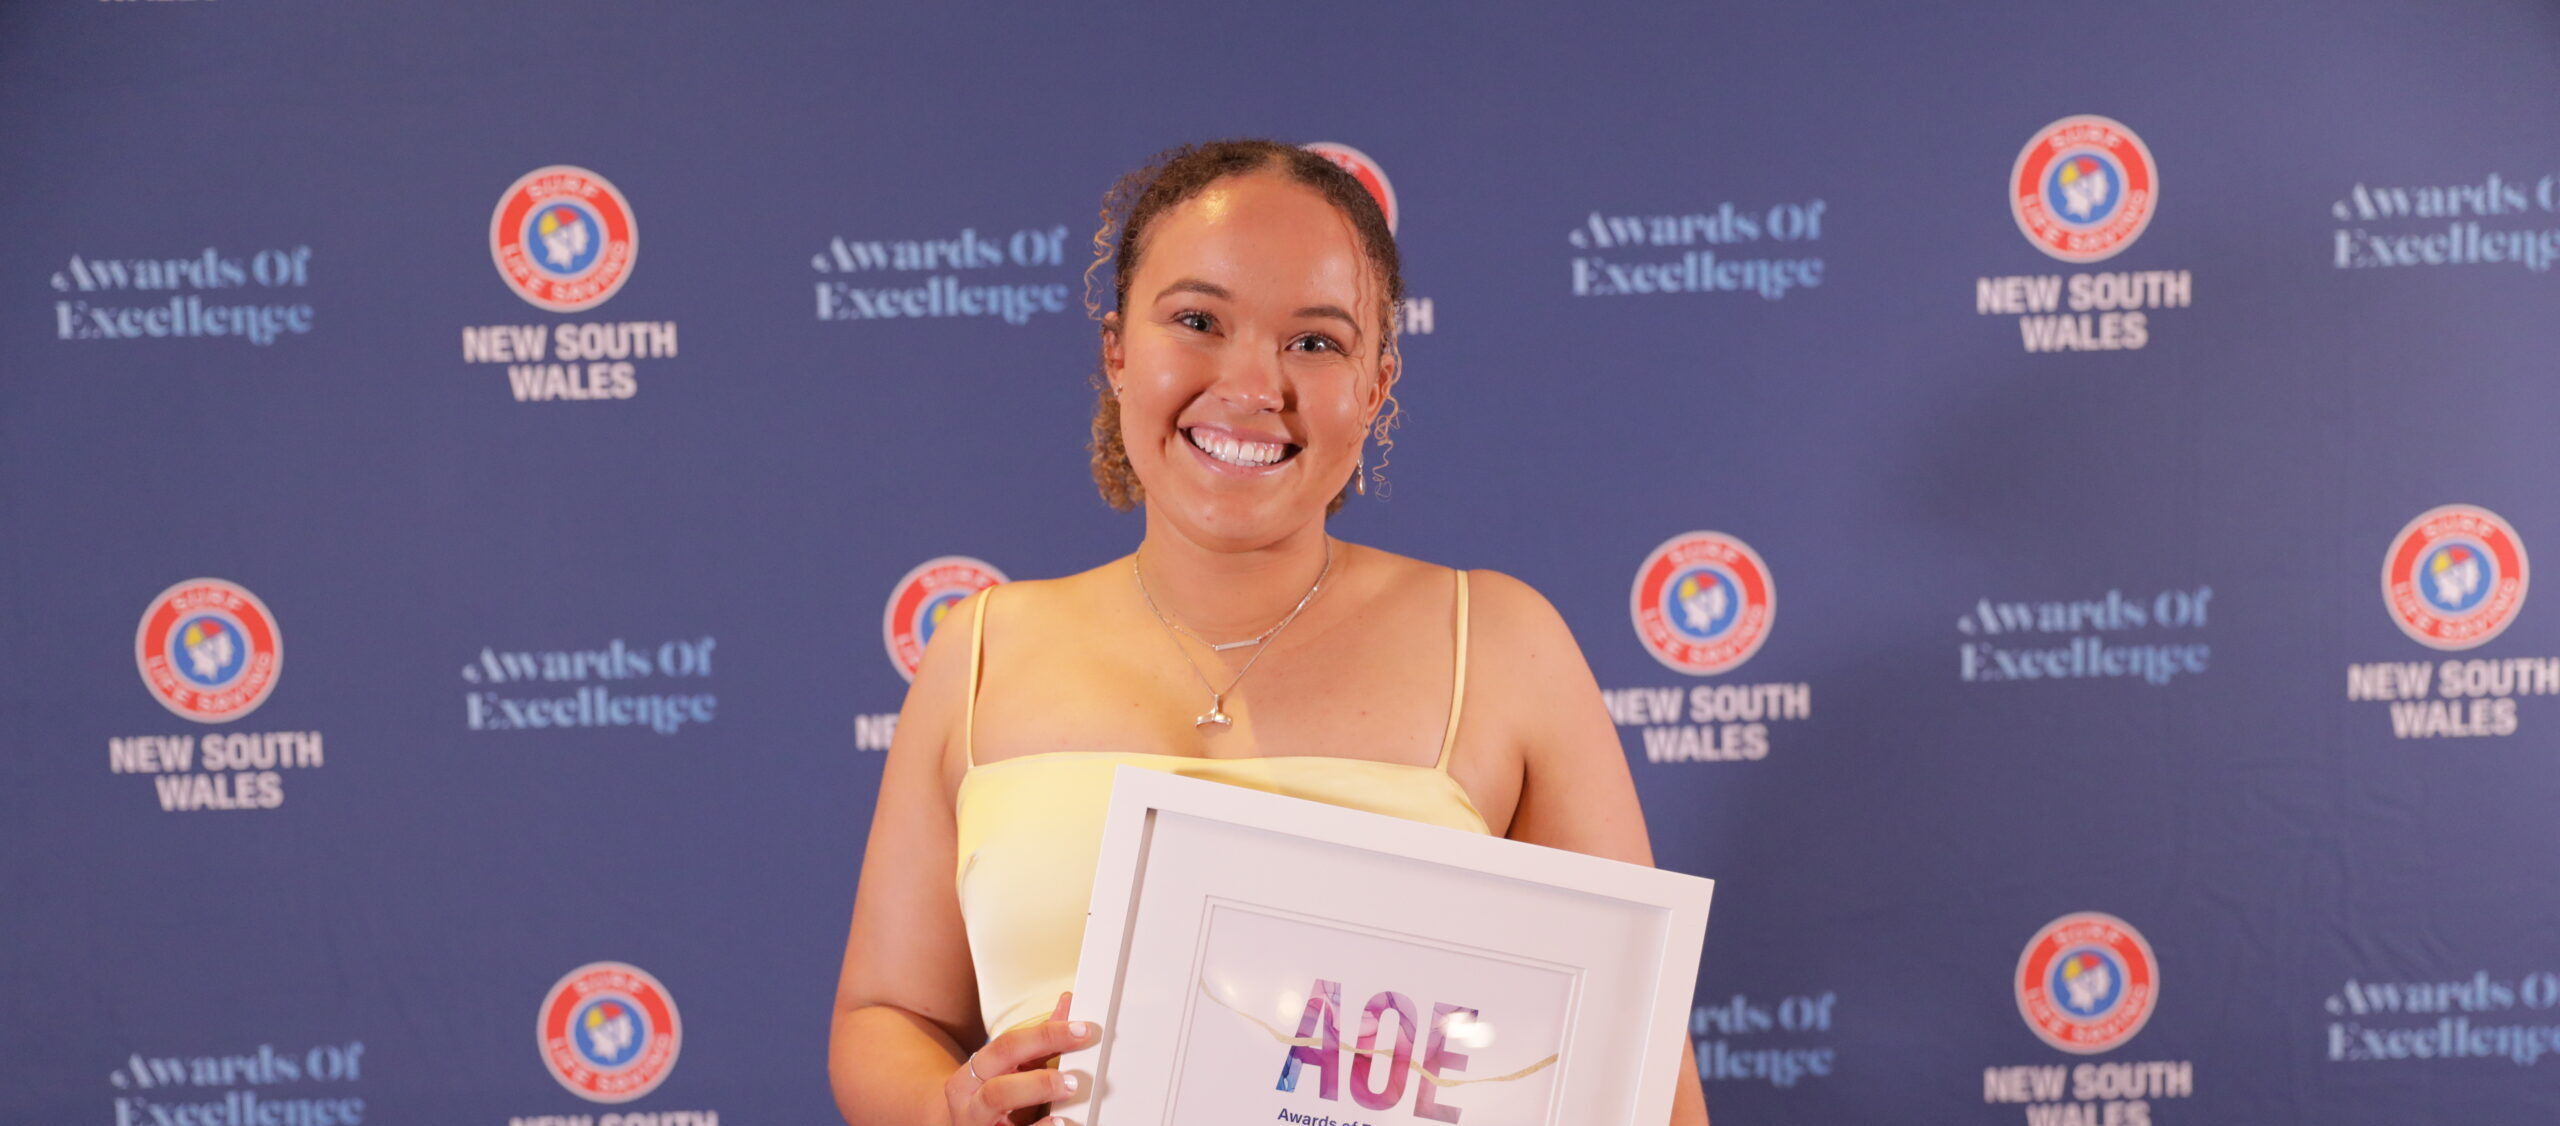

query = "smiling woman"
[
  {"left": 1082, "top": 142, "right": 1404, "bottom": 523},
  {"left": 826, "top": 140, "right": 1711, "bottom": 1126}
]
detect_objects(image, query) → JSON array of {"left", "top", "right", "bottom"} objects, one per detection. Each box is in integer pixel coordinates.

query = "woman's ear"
[
  {"left": 1100, "top": 311, "right": 1125, "bottom": 393},
  {"left": 1363, "top": 346, "right": 1396, "bottom": 415}
]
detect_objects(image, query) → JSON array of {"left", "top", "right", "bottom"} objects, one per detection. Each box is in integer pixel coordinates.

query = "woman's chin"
[{"left": 1149, "top": 489, "right": 1329, "bottom": 551}]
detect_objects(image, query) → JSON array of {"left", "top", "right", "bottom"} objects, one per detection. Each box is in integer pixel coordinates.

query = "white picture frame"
[{"left": 1053, "top": 766, "right": 1713, "bottom": 1126}]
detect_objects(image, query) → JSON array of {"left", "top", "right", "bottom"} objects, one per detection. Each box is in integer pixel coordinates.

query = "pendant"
[
  {"left": 1206, "top": 638, "right": 1261, "bottom": 652},
  {"left": 1196, "top": 697, "right": 1232, "bottom": 730}
]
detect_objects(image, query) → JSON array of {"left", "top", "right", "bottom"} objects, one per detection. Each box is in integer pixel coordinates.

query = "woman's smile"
[{"left": 1179, "top": 423, "right": 1302, "bottom": 474}]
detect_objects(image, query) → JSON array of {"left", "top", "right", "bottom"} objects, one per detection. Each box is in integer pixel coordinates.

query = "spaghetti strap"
[
  {"left": 964, "top": 586, "right": 995, "bottom": 769},
  {"left": 1434, "top": 570, "right": 1470, "bottom": 773}
]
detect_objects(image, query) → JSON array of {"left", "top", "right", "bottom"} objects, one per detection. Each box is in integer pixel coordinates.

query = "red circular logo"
[
  {"left": 2010, "top": 116, "right": 2157, "bottom": 263},
  {"left": 1630, "top": 532, "right": 1774, "bottom": 676},
  {"left": 135, "top": 578, "right": 281, "bottom": 723},
  {"left": 2015, "top": 912, "right": 2158, "bottom": 1054},
  {"left": 490, "top": 166, "right": 637, "bottom": 312},
  {"left": 538, "top": 962, "right": 681, "bottom": 1103},
  {"left": 1304, "top": 142, "right": 1399, "bottom": 234},
  {"left": 883, "top": 556, "right": 1007, "bottom": 681},
  {"left": 2383, "top": 504, "right": 2528, "bottom": 650}
]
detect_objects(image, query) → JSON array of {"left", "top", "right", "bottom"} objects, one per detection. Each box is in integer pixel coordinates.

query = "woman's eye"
[
  {"left": 1290, "top": 334, "right": 1341, "bottom": 354},
  {"left": 1176, "top": 311, "right": 1214, "bottom": 332}
]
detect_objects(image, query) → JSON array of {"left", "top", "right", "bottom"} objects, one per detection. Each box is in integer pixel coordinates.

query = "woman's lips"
[{"left": 1180, "top": 426, "right": 1298, "bottom": 476}]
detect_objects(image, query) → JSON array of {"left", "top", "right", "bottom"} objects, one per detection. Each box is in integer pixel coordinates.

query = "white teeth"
[{"left": 1188, "top": 429, "right": 1286, "bottom": 468}]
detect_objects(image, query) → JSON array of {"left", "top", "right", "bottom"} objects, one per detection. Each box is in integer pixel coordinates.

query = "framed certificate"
[{"left": 1055, "top": 767, "right": 1713, "bottom": 1126}]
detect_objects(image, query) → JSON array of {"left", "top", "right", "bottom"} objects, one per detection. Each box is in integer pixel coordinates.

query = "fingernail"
[
  {"left": 1068, "top": 1021, "right": 1092, "bottom": 1038},
  {"left": 1062, "top": 1071, "right": 1083, "bottom": 1093}
]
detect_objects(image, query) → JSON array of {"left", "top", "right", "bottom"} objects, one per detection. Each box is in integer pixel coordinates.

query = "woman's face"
[{"left": 1106, "top": 169, "right": 1390, "bottom": 552}]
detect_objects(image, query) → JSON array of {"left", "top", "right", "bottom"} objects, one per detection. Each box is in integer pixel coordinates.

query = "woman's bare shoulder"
[
  {"left": 977, "top": 558, "right": 1132, "bottom": 628},
  {"left": 1327, "top": 543, "right": 1571, "bottom": 640},
  {"left": 1448, "top": 567, "right": 1598, "bottom": 708},
  {"left": 1337, "top": 540, "right": 1464, "bottom": 593},
  {"left": 1458, "top": 567, "right": 1568, "bottom": 628}
]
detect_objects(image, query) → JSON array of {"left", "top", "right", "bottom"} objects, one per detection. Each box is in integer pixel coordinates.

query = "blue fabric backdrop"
[{"left": 5, "top": 2, "right": 2558, "bottom": 1123}]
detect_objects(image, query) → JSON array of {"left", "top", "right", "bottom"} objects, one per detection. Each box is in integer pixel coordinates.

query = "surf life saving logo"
[
  {"left": 2016, "top": 913, "right": 2158, "bottom": 1054},
  {"left": 2383, "top": 504, "right": 2528, "bottom": 650},
  {"left": 2011, "top": 116, "right": 2157, "bottom": 263},
  {"left": 491, "top": 166, "right": 637, "bottom": 313},
  {"left": 136, "top": 579, "right": 281, "bottom": 723},
  {"left": 883, "top": 556, "right": 1008, "bottom": 681},
  {"left": 1631, "top": 532, "right": 1774, "bottom": 676},
  {"left": 1304, "top": 142, "right": 1400, "bottom": 234},
  {"left": 538, "top": 962, "right": 681, "bottom": 1103}
]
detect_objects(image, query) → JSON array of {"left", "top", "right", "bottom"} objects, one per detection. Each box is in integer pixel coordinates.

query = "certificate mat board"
[{"left": 1056, "top": 767, "right": 1714, "bottom": 1126}]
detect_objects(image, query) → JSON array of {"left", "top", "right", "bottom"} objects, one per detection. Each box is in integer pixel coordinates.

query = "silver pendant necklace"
[{"left": 1133, "top": 539, "right": 1333, "bottom": 730}]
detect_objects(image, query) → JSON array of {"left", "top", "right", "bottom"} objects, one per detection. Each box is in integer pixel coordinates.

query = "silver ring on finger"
[{"left": 965, "top": 1053, "right": 988, "bottom": 1085}]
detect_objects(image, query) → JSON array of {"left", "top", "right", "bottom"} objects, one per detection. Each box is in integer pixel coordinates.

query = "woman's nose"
[{"left": 1211, "top": 346, "right": 1285, "bottom": 411}]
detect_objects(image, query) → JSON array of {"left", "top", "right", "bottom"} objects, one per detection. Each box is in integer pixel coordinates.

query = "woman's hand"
[{"left": 942, "top": 991, "right": 1100, "bottom": 1126}]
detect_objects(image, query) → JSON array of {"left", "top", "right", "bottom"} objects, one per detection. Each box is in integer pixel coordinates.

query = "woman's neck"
[{"left": 1133, "top": 511, "right": 1335, "bottom": 643}]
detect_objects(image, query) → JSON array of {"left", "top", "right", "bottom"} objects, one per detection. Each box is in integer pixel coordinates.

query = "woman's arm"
[
  {"left": 828, "top": 589, "right": 982, "bottom": 1124},
  {"left": 830, "top": 589, "right": 1095, "bottom": 1126},
  {"left": 834, "top": 588, "right": 1024, "bottom": 1115},
  {"left": 1470, "top": 570, "right": 1712, "bottom": 1126}
]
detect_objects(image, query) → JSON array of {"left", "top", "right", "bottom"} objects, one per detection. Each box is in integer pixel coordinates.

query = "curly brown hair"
[{"left": 1083, "top": 139, "right": 1407, "bottom": 514}]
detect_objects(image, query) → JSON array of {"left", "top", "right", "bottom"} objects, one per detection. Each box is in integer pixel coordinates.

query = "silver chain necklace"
[{"left": 1133, "top": 539, "right": 1333, "bottom": 730}]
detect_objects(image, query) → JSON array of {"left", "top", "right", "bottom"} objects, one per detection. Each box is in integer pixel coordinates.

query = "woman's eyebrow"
[
  {"left": 1154, "top": 277, "right": 1230, "bottom": 302},
  {"left": 1294, "top": 304, "right": 1360, "bottom": 336}
]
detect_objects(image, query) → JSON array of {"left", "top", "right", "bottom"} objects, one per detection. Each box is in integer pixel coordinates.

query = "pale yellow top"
[{"left": 952, "top": 571, "right": 1490, "bottom": 1038}]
